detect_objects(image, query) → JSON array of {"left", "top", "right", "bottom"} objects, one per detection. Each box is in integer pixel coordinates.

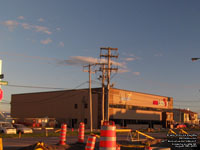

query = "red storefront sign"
[{"left": 153, "top": 99, "right": 168, "bottom": 107}]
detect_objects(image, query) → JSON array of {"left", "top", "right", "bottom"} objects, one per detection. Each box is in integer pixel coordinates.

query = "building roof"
[
  {"left": 11, "top": 87, "right": 172, "bottom": 99},
  {"left": 173, "top": 108, "right": 197, "bottom": 114}
]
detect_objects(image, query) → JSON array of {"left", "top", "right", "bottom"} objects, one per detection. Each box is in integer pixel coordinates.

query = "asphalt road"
[
  {"left": 3, "top": 129, "right": 200, "bottom": 150},
  {"left": 3, "top": 136, "right": 79, "bottom": 149}
]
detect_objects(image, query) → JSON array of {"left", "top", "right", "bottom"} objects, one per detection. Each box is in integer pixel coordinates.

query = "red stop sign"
[{"left": 0, "top": 89, "right": 3, "bottom": 101}]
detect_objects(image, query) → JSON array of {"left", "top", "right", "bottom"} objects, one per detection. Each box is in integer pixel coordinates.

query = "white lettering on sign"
[
  {"left": 153, "top": 99, "right": 168, "bottom": 107},
  {"left": 121, "top": 93, "right": 132, "bottom": 101}
]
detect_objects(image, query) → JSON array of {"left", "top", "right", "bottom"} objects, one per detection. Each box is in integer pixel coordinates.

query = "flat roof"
[{"left": 12, "top": 87, "right": 172, "bottom": 98}]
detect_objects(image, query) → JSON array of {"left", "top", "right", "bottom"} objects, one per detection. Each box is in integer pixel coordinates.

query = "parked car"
[
  {"left": 0, "top": 122, "right": 16, "bottom": 134},
  {"left": 13, "top": 124, "right": 33, "bottom": 134}
]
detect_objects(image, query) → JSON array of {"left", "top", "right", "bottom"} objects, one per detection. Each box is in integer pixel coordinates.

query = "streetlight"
[{"left": 191, "top": 58, "right": 200, "bottom": 61}]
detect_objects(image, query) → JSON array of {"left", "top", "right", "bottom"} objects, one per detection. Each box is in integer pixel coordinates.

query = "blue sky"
[{"left": 1, "top": 0, "right": 200, "bottom": 114}]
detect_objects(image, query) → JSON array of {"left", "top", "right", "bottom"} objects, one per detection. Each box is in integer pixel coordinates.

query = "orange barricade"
[
  {"left": 99, "top": 121, "right": 116, "bottom": 150},
  {"left": 85, "top": 135, "right": 96, "bottom": 150},
  {"left": 59, "top": 123, "right": 67, "bottom": 145},
  {"left": 78, "top": 122, "right": 85, "bottom": 143},
  {"left": 145, "top": 146, "right": 152, "bottom": 150},
  {"left": 116, "top": 145, "right": 120, "bottom": 150}
]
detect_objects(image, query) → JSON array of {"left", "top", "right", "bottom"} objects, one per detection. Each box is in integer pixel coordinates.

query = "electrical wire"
[
  {"left": 6, "top": 82, "right": 200, "bottom": 112},
  {"left": 6, "top": 84, "right": 66, "bottom": 90},
  {"left": 11, "top": 81, "right": 90, "bottom": 104}
]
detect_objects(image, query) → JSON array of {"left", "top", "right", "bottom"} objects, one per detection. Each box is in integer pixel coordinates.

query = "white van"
[{"left": 0, "top": 122, "right": 16, "bottom": 134}]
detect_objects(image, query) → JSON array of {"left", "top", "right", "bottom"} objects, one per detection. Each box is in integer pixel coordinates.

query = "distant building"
[
  {"left": 0, "top": 112, "right": 13, "bottom": 123},
  {"left": 11, "top": 88, "right": 174, "bottom": 129},
  {"left": 173, "top": 108, "right": 199, "bottom": 125}
]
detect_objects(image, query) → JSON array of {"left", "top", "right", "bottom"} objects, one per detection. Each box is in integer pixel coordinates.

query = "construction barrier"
[
  {"left": 0, "top": 138, "right": 2, "bottom": 150},
  {"left": 85, "top": 135, "right": 96, "bottom": 150},
  {"left": 91, "top": 133, "right": 101, "bottom": 139},
  {"left": 116, "top": 145, "right": 120, "bottom": 150},
  {"left": 146, "top": 147, "right": 171, "bottom": 150},
  {"left": 135, "top": 130, "right": 155, "bottom": 140},
  {"left": 78, "top": 122, "right": 85, "bottom": 143},
  {"left": 59, "top": 123, "right": 67, "bottom": 145},
  {"left": 179, "top": 129, "right": 188, "bottom": 134},
  {"left": 116, "top": 129, "right": 132, "bottom": 133},
  {"left": 99, "top": 121, "right": 116, "bottom": 150},
  {"left": 145, "top": 146, "right": 152, "bottom": 150},
  {"left": 19, "top": 131, "right": 22, "bottom": 138},
  {"left": 168, "top": 129, "right": 176, "bottom": 135},
  {"left": 118, "top": 144, "right": 145, "bottom": 148},
  {"left": 34, "top": 142, "right": 45, "bottom": 150},
  {"left": 115, "top": 129, "right": 133, "bottom": 141}
]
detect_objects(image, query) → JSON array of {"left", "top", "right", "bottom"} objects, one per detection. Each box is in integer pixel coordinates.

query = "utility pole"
[
  {"left": 100, "top": 47, "right": 118, "bottom": 121},
  {"left": 101, "top": 64, "right": 105, "bottom": 122},
  {"left": 83, "top": 64, "right": 95, "bottom": 132},
  {"left": 96, "top": 63, "right": 106, "bottom": 122}
]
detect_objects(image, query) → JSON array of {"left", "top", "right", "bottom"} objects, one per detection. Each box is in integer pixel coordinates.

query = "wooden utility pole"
[
  {"left": 101, "top": 64, "right": 105, "bottom": 122},
  {"left": 96, "top": 63, "right": 106, "bottom": 122},
  {"left": 83, "top": 64, "right": 95, "bottom": 132},
  {"left": 100, "top": 47, "right": 118, "bottom": 121}
]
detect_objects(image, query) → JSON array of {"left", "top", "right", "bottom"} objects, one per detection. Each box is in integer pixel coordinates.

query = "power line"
[
  {"left": 11, "top": 82, "right": 91, "bottom": 104},
  {"left": 6, "top": 84, "right": 66, "bottom": 90}
]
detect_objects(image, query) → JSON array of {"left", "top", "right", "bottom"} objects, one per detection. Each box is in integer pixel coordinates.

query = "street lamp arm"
[{"left": 191, "top": 58, "right": 200, "bottom": 61}]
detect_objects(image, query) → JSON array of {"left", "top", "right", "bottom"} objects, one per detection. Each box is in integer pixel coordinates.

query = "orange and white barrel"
[
  {"left": 99, "top": 121, "right": 116, "bottom": 150},
  {"left": 78, "top": 122, "right": 85, "bottom": 143},
  {"left": 145, "top": 146, "right": 152, "bottom": 150},
  {"left": 59, "top": 123, "right": 67, "bottom": 145},
  {"left": 85, "top": 135, "right": 96, "bottom": 150},
  {"left": 116, "top": 145, "right": 120, "bottom": 150}
]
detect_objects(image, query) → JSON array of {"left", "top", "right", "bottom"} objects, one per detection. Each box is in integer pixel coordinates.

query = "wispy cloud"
[
  {"left": 40, "top": 38, "right": 52, "bottom": 45},
  {"left": 122, "top": 52, "right": 135, "bottom": 57},
  {"left": 121, "top": 52, "right": 140, "bottom": 62},
  {"left": 132, "top": 72, "right": 140, "bottom": 76},
  {"left": 2, "top": 20, "right": 52, "bottom": 35},
  {"left": 118, "top": 69, "right": 130, "bottom": 73},
  {"left": 34, "top": 25, "right": 52, "bottom": 35},
  {"left": 56, "top": 27, "right": 61, "bottom": 31},
  {"left": 58, "top": 41, "right": 64, "bottom": 47},
  {"left": 124, "top": 57, "right": 136, "bottom": 61},
  {"left": 21, "top": 23, "right": 32, "bottom": 30},
  {"left": 59, "top": 56, "right": 126, "bottom": 68},
  {"left": 17, "top": 16, "right": 25, "bottom": 20},
  {"left": 154, "top": 53, "right": 163, "bottom": 57},
  {"left": 2, "top": 20, "right": 19, "bottom": 31},
  {"left": 38, "top": 18, "right": 44, "bottom": 22}
]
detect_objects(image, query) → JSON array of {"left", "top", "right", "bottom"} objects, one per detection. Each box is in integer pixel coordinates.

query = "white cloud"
[
  {"left": 2, "top": 20, "right": 19, "bottom": 31},
  {"left": 59, "top": 56, "right": 126, "bottom": 68},
  {"left": 2, "top": 20, "right": 52, "bottom": 35},
  {"left": 40, "top": 38, "right": 52, "bottom": 45},
  {"left": 34, "top": 25, "right": 52, "bottom": 35},
  {"left": 118, "top": 69, "right": 130, "bottom": 73},
  {"left": 21, "top": 23, "right": 32, "bottom": 30},
  {"left": 56, "top": 27, "right": 61, "bottom": 31},
  {"left": 18, "top": 16, "right": 25, "bottom": 20},
  {"left": 21, "top": 23, "right": 52, "bottom": 34},
  {"left": 124, "top": 57, "right": 136, "bottom": 61},
  {"left": 38, "top": 18, "right": 44, "bottom": 22},
  {"left": 59, "top": 42, "right": 64, "bottom": 47},
  {"left": 132, "top": 72, "right": 140, "bottom": 76}
]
